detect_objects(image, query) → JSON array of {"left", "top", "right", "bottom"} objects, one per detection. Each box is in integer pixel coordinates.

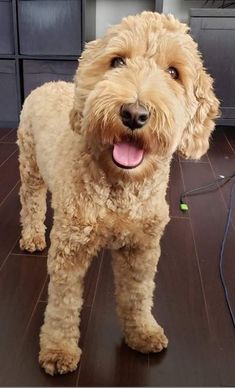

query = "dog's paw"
[
  {"left": 125, "top": 325, "right": 168, "bottom": 353},
  {"left": 20, "top": 234, "right": 46, "bottom": 253},
  {"left": 39, "top": 347, "right": 81, "bottom": 375}
]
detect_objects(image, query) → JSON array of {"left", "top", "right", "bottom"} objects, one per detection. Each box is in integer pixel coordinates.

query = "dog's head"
[{"left": 70, "top": 12, "right": 219, "bottom": 181}]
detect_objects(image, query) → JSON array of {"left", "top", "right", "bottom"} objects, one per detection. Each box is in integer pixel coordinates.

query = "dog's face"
[{"left": 70, "top": 12, "right": 219, "bottom": 181}]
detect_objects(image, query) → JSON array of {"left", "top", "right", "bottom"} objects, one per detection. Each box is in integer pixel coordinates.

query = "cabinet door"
[
  {"left": 23, "top": 60, "right": 77, "bottom": 98},
  {"left": 0, "top": 60, "right": 19, "bottom": 125},
  {"left": 190, "top": 16, "right": 235, "bottom": 122},
  {"left": 18, "top": 0, "right": 82, "bottom": 56},
  {"left": 0, "top": 0, "right": 14, "bottom": 54},
  {"left": 155, "top": 0, "right": 163, "bottom": 12}
]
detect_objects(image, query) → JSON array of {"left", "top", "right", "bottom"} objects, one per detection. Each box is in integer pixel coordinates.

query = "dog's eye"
[
  {"left": 111, "top": 57, "right": 126, "bottom": 68},
  {"left": 167, "top": 67, "right": 179, "bottom": 80}
]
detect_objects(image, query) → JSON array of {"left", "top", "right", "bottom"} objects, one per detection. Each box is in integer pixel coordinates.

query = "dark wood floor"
[{"left": 0, "top": 126, "right": 235, "bottom": 387}]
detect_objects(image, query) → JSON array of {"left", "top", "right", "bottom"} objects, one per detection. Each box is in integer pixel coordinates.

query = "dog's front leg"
[
  {"left": 39, "top": 221, "right": 97, "bottom": 375},
  {"left": 112, "top": 242, "right": 168, "bottom": 353}
]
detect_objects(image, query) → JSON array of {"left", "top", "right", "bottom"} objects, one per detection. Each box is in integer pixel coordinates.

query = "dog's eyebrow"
[{"left": 107, "top": 29, "right": 142, "bottom": 56}]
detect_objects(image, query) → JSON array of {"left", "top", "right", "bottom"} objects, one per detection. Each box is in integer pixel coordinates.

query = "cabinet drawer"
[
  {"left": 18, "top": 0, "right": 82, "bottom": 56},
  {"left": 190, "top": 15, "right": 235, "bottom": 121},
  {"left": 23, "top": 60, "right": 77, "bottom": 97},
  {"left": 0, "top": 60, "right": 19, "bottom": 124},
  {"left": 0, "top": 0, "right": 14, "bottom": 54}
]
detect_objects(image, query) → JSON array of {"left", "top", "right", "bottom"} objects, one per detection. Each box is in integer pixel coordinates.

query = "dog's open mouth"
[{"left": 112, "top": 142, "right": 144, "bottom": 169}]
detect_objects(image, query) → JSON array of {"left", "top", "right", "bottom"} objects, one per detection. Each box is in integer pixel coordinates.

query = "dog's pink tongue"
[{"left": 113, "top": 142, "right": 144, "bottom": 167}]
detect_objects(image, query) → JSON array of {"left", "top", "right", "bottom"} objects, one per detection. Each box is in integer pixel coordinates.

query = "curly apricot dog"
[{"left": 17, "top": 12, "right": 219, "bottom": 375}]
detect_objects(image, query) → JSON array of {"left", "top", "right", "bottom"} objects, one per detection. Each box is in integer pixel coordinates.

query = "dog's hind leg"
[
  {"left": 17, "top": 124, "right": 47, "bottom": 253},
  {"left": 112, "top": 241, "right": 168, "bottom": 353}
]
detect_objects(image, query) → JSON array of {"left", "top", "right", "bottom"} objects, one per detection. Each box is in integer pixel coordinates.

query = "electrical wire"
[
  {"left": 180, "top": 172, "right": 235, "bottom": 328},
  {"left": 219, "top": 180, "right": 235, "bottom": 327},
  {"left": 180, "top": 172, "right": 235, "bottom": 206}
]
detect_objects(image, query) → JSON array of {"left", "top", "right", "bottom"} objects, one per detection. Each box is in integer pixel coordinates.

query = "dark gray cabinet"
[
  {"left": 23, "top": 60, "right": 78, "bottom": 97},
  {"left": 0, "top": 0, "right": 96, "bottom": 128},
  {"left": 155, "top": 0, "right": 163, "bottom": 12},
  {"left": 0, "top": 60, "right": 19, "bottom": 126},
  {"left": 0, "top": 1, "right": 14, "bottom": 54},
  {"left": 190, "top": 9, "right": 235, "bottom": 126},
  {"left": 18, "top": 0, "right": 82, "bottom": 56}
]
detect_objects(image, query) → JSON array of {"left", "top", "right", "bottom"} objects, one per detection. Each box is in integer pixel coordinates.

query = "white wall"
[
  {"left": 96, "top": 0, "right": 155, "bottom": 37},
  {"left": 96, "top": 0, "right": 235, "bottom": 37},
  {"left": 163, "top": 0, "right": 204, "bottom": 23},
  {"left": 163, "top": 0, "right": 228, "bottom": 23}
]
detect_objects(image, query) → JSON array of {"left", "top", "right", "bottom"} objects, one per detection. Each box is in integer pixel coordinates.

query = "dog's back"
[
  {"left": 17, "top": 81, "right": 78, "bottom": 252},
  {"left": 18, "top": 81, "right": 76, "bottom": 190},
  {"left": 19, "top": 81, "right": 74, "bottom": 144}
]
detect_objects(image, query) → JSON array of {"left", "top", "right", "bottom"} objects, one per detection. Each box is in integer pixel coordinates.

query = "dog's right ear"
[{"left": 177, "top": 67, "right": 220, "bottom": 160}]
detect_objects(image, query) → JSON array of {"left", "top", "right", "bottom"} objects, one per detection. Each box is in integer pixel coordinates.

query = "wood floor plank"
[
  {"left": 180, "top": 159, "right": 235, "bottom": 386},
  {"left": 219, "top": 225, "right": 235, "bottom": 324},
  {"left": 0, "top": 183, "right": 20, "bottom": 267},
  {"left": 179, "top": 152, "right": 209, "bottom": 163},
  {"left": 0, "top": 254, "right": 47, "bottom": 386},
  {"left": 77, "top": 250, "right": 149, "bottom": 387},
  {"left": 39, "top": 276, "right": 49, "bottom": 302},
  {"left": 0, "top": 149, "right": 19, "bottom": 205},
  {"left": 207, "top": 127, "right": 235, "bottom": 218},
  {"left": 209, "top": 127, "right": 235, "bottom": 174},
  {"left": 0, "top": 143, "right": 17, "bottom": 166},
  {"left": 148, "top": 218, "right": 218, "bottom": 386},
  {"left": 83, "top": 251, "right": 103, "bottom": 307},
  {"left": 1, "top": 128, "right": 17, "bottom": 143},
  {"left": 223, "top": 126, "right": 235, "bottom": 154},
  {"left": 0, "top": 128, "right": 15, "bottom": 141}
]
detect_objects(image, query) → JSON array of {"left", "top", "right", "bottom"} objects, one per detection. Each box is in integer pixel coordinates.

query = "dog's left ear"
[
  {"left": 178, "top": 68, "right": 220, "bottom": 159},
  {"left": 70, "top": 38, "right": 105, "bottom": 134},
  {"left": 70, "top": 106, "right": 81, "bottom": 133}
]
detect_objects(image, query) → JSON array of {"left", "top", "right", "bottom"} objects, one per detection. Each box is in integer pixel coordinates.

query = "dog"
[{"left": 17, "top": 11, "right": 219, "bottom": 375}]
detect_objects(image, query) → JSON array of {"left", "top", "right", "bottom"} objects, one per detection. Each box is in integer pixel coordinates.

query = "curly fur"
[{"left": 17, "top": 12, "right": 219, "bottom": 375}]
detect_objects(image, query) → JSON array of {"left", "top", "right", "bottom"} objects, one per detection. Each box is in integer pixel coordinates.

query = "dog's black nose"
[{"left": 120, "top": 103, "right": 149, "bottom": 130}]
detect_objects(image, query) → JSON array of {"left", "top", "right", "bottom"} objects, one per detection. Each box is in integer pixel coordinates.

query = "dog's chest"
[
  {"left": 102, "top": 213, "right": 138, "bottom": 250},
  {"left": 98, "top": 188, "right": 157, "bottom": 250}
]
